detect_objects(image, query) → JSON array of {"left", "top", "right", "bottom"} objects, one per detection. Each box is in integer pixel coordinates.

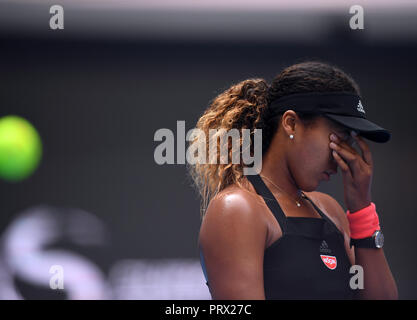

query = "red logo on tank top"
[{"left": 320, "top": 255, "right": 337, "bottom": 270}]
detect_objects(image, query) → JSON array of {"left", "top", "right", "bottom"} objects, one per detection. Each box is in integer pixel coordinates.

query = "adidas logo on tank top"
[
  {"left": 319, "top": 240, "right": 337, "bottom": 270},
  {"left": 319, "top": 240, "right": 332, "bottom": 254}
]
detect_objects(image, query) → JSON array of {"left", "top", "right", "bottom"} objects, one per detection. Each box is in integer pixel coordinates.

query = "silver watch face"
[{"left": 374, "top": 231, "right": 384, "bottom": 248}]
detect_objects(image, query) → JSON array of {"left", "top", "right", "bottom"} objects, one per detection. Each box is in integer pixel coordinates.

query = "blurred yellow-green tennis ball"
[{"left": 0, "top": 115, "right": 42, "bottom": 182}]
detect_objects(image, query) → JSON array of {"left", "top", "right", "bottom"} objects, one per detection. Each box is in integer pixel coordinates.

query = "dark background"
[{"left": 1, "top": 2, "right": 417, "bottom": 299}]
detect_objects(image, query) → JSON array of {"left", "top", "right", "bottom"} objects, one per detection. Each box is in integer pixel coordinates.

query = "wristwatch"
[{"left": 350, "top": 230, "right": 384, "bottom": 249}]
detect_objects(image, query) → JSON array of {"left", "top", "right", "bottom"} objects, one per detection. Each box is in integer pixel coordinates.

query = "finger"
[
  {"left": 329, "top": 133, "right": 366, "bottom": 175},
  {"left": 330, "top": 132, "right": 358, "bottom": 155},
  {"left": 351, "top": 132, "right": 373, "bottom": 166},
  {"left": 332, "top": 132, "right": 358, "bottom": 153},
  {"left": 329, "top": 141, "right": 357, "bottom": 163},
  {"left": 329, "top": 141, "right": 362, "bottom": 176},
  {"left": 332, "top": 150, "right": 352, "bottom": 178}
]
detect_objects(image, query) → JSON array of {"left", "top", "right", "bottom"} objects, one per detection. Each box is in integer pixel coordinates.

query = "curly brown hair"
[{"left": 188, "top": 61, "right": 360, "bottom": 217}]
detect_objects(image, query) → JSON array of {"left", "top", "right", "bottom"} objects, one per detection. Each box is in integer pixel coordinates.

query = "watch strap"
[
  {"left": 350, "top": 237, "right": 376, "bottom": 248},
  {"left": 350, "top": 230, "right": 383, "bottom": 249}
]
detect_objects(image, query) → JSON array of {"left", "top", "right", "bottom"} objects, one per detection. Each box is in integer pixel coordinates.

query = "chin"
[
  {"left": 294, "top": 172, "right": 320, "bottom": 192},
  {"left": 303, "top": 185, "right": 318, "bottom": 192},
  {"left": 298, "top": 180, "right": 318, "bottom": 192}
]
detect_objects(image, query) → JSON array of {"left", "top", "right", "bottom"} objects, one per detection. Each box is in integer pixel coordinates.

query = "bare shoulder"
[
  {"left": 199, "top": 185, "right": 268, "bottom": 246},
  {"left": 304, "top": 191, "right": 350, "bottom": 236},
  {"left": 204, "top": 185, "right": 264, "bottom": 220}
]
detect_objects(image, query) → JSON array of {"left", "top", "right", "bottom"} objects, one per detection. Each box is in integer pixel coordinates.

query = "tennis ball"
[{"left": 0, "top": 115, "right": 42, "bottom": 182}]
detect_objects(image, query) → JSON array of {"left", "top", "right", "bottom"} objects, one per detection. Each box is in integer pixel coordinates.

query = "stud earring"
[{"left": 289, "top": 134, "right": 294, "bottom": 139}]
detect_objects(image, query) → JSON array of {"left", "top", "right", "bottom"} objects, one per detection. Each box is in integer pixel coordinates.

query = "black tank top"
[{"left": 199, "top": 174, "right": 355, "bottom": 300}]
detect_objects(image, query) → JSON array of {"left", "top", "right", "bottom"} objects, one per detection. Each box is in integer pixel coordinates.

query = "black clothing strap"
[
  {"left": 246, "top": 174, "right": 289, "bottom": 233},
  {"left": 246, "top": 174, "right": 343, "bottom": 238},
  {"left": 301, "top": 193, "right": 337, "bottom": 229},
  {"left": 245, "top": 174, "right": 354, "bottom": 299}
]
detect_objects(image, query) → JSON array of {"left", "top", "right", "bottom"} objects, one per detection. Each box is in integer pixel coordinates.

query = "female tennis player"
[{"left": 189, "top": 61, "right": 398, "bottom": 299}]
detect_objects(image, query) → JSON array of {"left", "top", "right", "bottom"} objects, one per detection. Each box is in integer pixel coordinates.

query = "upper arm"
[{"left": 198, "top": 191, "right": 268, "bottom": 299}]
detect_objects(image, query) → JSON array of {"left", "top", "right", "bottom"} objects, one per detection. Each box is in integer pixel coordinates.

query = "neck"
[{"left": 260, "top": 134, "right": 302, "bottom": 200}]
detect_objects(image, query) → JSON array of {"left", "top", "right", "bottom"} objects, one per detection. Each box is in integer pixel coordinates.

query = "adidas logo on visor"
[{"left": 357, "top": 100, "right": 365, "bottom": 114}]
